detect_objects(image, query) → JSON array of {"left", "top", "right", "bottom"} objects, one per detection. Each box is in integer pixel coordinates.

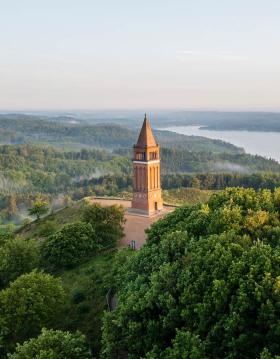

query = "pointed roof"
[{"left": 135, "top": 114, "right": 157, "bottom": 148}]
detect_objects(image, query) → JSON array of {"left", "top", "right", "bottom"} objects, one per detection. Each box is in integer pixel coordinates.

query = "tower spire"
[{"left": 136, "top": 114, "right": 157, "bottom": 148}]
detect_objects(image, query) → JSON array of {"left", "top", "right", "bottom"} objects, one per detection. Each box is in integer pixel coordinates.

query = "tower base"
[
  {"left": 127, "top": 206, "right": 165, "bottom": 218},
  {"left": 130, "top": 192, "right": 164, "bottom": 217}
]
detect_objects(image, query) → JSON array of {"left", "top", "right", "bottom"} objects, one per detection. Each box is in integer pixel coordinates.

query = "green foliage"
[
  {"left": 28, "top": 200, "right": 49, "bottom": 220},
  {"left": 1, "top": 140, "right": 280, "bottom": 226},
  {"left": 41, "top": 222, "right": 97, "bottom": 268},
  {"left": 260, "top": 348, "right": 280, "bottom": 359},
  {"left": 0, "top": 226, "right": 15, "bottom": 246},
  {"left": 7, "top": 328, "right": 91, "bottom": 359},
  {"left": 148, "top": 187, "right": 280, "bottom": 245},
  {"left": 0, "top": 237, "right": 39, "bottom": 288},
  {"left": 0, "top": 143, "right": 130, "bottom": 223},
  {"left": 161, "top": 330, "right": 207, "bottom": 359},
  {"left": 83, "top": 203, "right": 125, "bottom": 248},
  {"left": 37, "top": 220, "right": 59, "bottom": 237},
  {"left": 0, "top": 114, "right": 242, "bottom": 153},
  {"left": 0, "top": 271, "right": 65, "bottom": 355},
  {"left": 61, "top": 250, "right": 120, "bottom": 355},
  {"left": 18, "top": 202, "right": 83, "bottom": 241},
  {"left": 163, "top": 187, "right": 213, "bottom": 206},
  {"left": 102, "top": 188, "right": 280, "bottom": 359},
  {"left": 2, "top": 200, "right": 126, "bottom": 356},
  {"left": 160, "top": 147, "right": 280, "bottom": 173},
  {"left": 162, "top": 172, "right": 280, "bottom": 191}
]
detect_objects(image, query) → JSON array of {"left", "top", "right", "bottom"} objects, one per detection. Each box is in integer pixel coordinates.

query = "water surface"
[{"left": 163, "top": 126, "right": 280, "bottom": 163}]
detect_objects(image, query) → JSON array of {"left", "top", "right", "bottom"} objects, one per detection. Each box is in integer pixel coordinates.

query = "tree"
[
  {"left": 41, "top": 222, "right": 97, "bottom": 268},
  {"left": 28, "top": 200, "right": 49, "bottom": 220},
  {"left": 0, "top": 237, "right": 39, "bottom": 288},
  {"left": 190, "top": 177, "right": 201, "bottom": 189},
  {"left": 260, "top": 349, "right": 280, "bottom": 359},
  {"left": 101, "top": 188, "right": 280, "bottom": 359},
  {"left": 6, "top": 195, "right": 18, "bottom": 219},
  {"left": 7, "top": 328, "right": 91, "bottom": 359},
  {"left": 83, "top": 203, "right": 125, "bottom": 248},
  {"left": 0, "top": 271, "right": 65, "bottom": 355},
  {"left": 161, "top": 330, "right": 207, "bottom": 359},
  {"left": 0, "top": 226, "right": 14, "bottom": 246}
]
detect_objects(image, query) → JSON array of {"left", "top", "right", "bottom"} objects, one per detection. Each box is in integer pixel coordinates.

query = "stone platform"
[{"left": 87, "top": 198, "right": 175, "bottom": 249}]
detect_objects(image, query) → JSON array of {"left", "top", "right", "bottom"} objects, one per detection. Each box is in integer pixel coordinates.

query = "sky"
[{"left": 0, "top": 0, "right": 280, "bottom": 111}]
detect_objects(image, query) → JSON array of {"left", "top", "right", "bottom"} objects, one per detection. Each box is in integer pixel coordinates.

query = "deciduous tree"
[
  {"left": 0, "top": 271, "right": 65, "bottom": 355},
  {"left": 7, "top": 328, "right": 91, "bottom": 359}
]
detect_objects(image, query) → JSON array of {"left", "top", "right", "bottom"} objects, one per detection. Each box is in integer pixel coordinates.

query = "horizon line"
[{"left": 1, "top": 108, "right": 280, "bottom": 114}]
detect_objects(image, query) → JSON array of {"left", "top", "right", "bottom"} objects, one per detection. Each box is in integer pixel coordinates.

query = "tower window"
[
  {"left": 136, "top": 152, "right": 145, "bottom": 160},
  {"left": 149, "top": 151, "right": 157, "bottom": 160}
]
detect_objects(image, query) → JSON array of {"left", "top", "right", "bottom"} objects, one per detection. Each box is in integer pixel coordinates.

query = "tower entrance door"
[{"left": 155, "top": 202, "right": 158, "bottom": 211}]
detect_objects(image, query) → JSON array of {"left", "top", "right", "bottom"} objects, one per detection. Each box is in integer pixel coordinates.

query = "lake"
[{"left": 162, "top": 126, "right": 280, "bottom": 163}]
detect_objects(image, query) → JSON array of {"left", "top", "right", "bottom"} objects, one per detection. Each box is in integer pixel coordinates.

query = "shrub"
[
  {"left": 41, "top": 222, "right": 97, "bottom": 268},
  {"left": 38, "top": 220, "right": 58, "bottom": 237},
  {"left": 0, "top": 271, "right": 65, "bottom": 355},
  {"left": 83, "top": 203, "right": 125, "bottom": 248},
  {"left": 7, "top": 328, "right": 91, "bottom": 359},
  {"left": 0, "top": 237, "right": 39, "bottom": 288}
]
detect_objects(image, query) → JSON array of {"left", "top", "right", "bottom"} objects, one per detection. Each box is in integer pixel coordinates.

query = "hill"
[
  {"left": 3, "top": 188, "right": 280, "bottom": 358},
  {"left": 0, "top": 198, "right": 128, "bottom": 357},
  {"left": 152, "top": 111, "right": 280, "bottom": 132},
  {"left": 0, "top": 114, "right": 243, "bottom": 153},
  {"left": 11, "top": 189, "right": 218, "bottom": 356},
  {"left": 1, "top": 144, "right": 280, "bottom": 226}
]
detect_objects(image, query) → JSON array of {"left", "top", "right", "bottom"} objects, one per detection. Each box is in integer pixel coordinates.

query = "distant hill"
[
  {"left": 153, "top": 111, "right": 280, "bottom": 132},
  {"left": 0, "top": 114, "right": 243, "bottom": 154}
]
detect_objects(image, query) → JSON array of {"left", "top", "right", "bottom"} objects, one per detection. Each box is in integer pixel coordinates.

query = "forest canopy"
[
  {"left": 102, "top": 187, "right": 280, "bottom": 359},
  {"left": 1, "top": 143, "right": 280, "bottom": 225}
]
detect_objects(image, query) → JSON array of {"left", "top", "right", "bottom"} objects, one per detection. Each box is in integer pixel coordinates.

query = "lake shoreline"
[{"left": 161, "top": 125, "right": 280, "bottom": 163}]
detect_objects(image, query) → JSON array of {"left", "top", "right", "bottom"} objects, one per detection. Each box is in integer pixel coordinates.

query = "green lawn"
[
  {"left": 163, "top": 187, "right": 215, "bottom": 206},
  {"left": 17, "top": 202, "right": 84, "bottom": 240}
]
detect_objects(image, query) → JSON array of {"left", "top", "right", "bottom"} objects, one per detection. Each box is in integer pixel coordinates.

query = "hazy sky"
[{"left": 0, "top": 0, "right": 280, "bottom": 111}]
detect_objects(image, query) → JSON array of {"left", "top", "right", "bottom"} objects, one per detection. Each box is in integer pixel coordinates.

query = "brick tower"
[{"left": 131, "top": 114, "right": 163, "bottom": 216}]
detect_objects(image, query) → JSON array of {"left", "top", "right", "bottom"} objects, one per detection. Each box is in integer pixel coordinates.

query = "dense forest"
[
  {"left": 1, "top": 188, "right": 280, "bottom": 358},
  {"left": 102, "top": 188, "right": 280, "bottom": 358},
  {"left": 1, "top": 143, "right": 280, "bottom": 225},
  {"left": 116, "top": 147, "right": 280, "bottom": 173}
]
